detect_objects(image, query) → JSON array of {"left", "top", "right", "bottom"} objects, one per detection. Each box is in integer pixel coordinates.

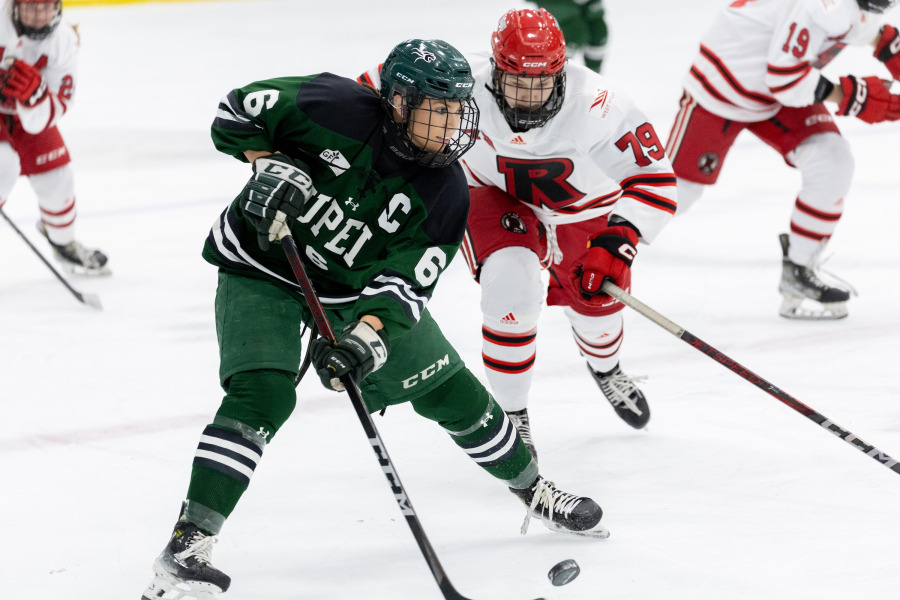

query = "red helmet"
[{"left": 491, "top": 8, "right": 567, "bottom": 77}]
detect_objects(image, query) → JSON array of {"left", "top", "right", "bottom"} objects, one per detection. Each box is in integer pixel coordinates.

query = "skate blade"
[
  {"left": 544, "top": 519, "right": 611, "bottom": 539},
  {"left": 54, "top": 259, "right": 112, "bottom": 277},
  {"left": 779, "top": 296, "right": 848, "bottom": 320},
  {"left": 142, "top": 570, "right": 222, "bottom": 600}
]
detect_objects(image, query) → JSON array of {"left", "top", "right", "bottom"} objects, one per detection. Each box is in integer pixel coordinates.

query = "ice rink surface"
[{"left": 1, "top": 1, "right": 899, "bottom": 598}]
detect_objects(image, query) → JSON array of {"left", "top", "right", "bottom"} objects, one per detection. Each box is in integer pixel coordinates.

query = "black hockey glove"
[
  {"left": 242, "top": 153, "right": 315, "bottom": 250},
  {"left": 310, "top": 321, "right": 391, "bottom": 392}
]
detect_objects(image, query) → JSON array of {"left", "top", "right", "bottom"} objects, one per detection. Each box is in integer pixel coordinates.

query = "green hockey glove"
[
  {"left": 310, "top": 321, "right": 391, "bottom": 391},
  {"left": 242, "top": 153, "right": 315, "bottom": 250}
]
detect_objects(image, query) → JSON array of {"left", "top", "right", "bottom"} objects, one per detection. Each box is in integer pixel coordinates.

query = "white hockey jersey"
[
  {"left": 0, "top": 1, "right": 78, "bottom": 134},
  {"left": 460, "top": 53, "right": 676, "bottom": 244},
  {"left": 684, "top": 0, "right": 883, "bottom": 122}
]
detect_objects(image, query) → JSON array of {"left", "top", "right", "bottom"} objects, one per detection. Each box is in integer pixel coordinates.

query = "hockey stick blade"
[
  {"left": 601, "top": 280, "right": 900, "bottom": 478},
  {"left": 0, "top": 207, "right": 102, "bottom": 310},
  {"left": 281, "top": 235, "right": 544, "bottom": 600}
]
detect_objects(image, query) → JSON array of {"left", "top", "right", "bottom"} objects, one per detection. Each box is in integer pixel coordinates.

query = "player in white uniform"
[
  {"left": 459, "top": 9, "right": 676, "bottom": 459},
  {"left": 0, "top": 0, "right": 108, "bottom": 274},
  {"left": 666, "top": 0, "right": 900, "bottom": 319}
]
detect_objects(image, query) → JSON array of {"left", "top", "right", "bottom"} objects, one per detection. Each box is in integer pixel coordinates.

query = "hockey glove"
[
  {"left": 242, "top": 153, "right": 316, "bottom": 250},
  {"left": 309, "top": 320, "right": 391, "bottom": 392},
  {"left": 836, "top": 75, "right": 900, "bottom": 123},
  {"left": 874, "top": 24, "right": 900, "bottom": 80},
  {"left": 572, "top": 225, "right": 639, "bottom": 305},
  {"left": 0, "top": 59, "right": 47, "bottom": 107}
]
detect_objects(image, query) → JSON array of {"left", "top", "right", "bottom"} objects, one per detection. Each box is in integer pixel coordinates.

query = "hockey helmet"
[
  {"left": 380, "top": 39, "right": 480, "bottom": 167},
  {"left": 11, "top": 0, "right": 62, "bottom": 40},
  {"left": 490, "top": 8, "right": 567, "bottom": 131}
]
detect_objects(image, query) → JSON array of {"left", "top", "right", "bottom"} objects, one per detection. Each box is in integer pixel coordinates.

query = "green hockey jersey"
[{"left": 203, "top": 73, "right": 471, "bottom": 338}]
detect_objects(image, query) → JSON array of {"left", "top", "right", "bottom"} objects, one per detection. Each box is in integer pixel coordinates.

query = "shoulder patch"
[{"left": 589, "top": 88, "right": 614, "bottom": 119}]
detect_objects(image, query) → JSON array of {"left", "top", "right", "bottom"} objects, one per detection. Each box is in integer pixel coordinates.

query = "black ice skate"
[
  {"left": 778, "top": 233, "right": 851, "bottom": 320},
  {"left": 509, "top": 476, "right": 609, "bottom": 538},
  {"left": 588, "top": 363, "right": 650, "bottom": 429},
  {"left": 141, "top": 520, "right": 231, "bottom": 600},
  {"left": 506, "top": 408, "right": 538, "bottom": 463},
  {"left": 38, "top": 223, "right": 110, "bottom": 275}
]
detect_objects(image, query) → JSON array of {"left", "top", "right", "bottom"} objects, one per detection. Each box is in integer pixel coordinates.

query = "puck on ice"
[{"left": 548, "top": 559, "right": 580, "bottom": 586}]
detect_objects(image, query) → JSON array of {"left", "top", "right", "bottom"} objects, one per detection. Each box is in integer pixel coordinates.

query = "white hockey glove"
[
  {"left": 309, "top": 321, "right": 391, "bottom": 392},
  {"left": 241, "top": 153, "right": 315, "bottom": 250}
]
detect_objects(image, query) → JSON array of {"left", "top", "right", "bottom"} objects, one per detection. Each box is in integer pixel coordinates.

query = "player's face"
[
  {"left": 499, "top": 73, "right": 555, "bottom": 111},
  {"left": 407, "top": 97, "right": 465, "bottom": 153},
  {"left": 17, "top": 1, "right": 59, "bottom": 28}
]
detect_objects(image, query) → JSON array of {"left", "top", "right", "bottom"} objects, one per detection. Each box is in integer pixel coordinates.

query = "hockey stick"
[
  {"left": 601, "top": 280, "right": 900, "bottom": 477},
  {"left": 0, "top": 207, "right": 102, "bottom": 310},
  {"left": 281, "top": 234, "right": 544, "bottom": 600}
]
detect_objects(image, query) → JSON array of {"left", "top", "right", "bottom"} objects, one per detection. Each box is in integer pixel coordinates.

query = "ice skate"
[
  {"left": 141, "top": 520, "right": 231, "bottom": 600},
  {"left": 778, "top": 233, "right": 851, "bottom": 320},
  {"left": 38, "top": 223, "right": 110, "bottom": 276},
  {"left": 506, "top": 409, "right": 538, "bottom": 463},
  {"left": 588, "top": 363, "right": 650, "bottom": 429},
  {"left": 509, "top": 476, "right": 609, "bottom": 538}
]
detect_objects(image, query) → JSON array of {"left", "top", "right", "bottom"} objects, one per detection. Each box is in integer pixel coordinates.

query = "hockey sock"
[
  {"left": 185, "top": 369, "right": 297, "bottom": 530},
  {"left": 411, "top": 369, "right": 538, "bottom": 489}
]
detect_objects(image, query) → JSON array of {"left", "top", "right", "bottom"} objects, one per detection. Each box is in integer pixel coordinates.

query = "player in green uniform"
[
  {"left": 140, "top": 39, "right": 608, "bottom": 600},
  {"left": 537, "top": 0, "right": 608, "bottom": 72}
]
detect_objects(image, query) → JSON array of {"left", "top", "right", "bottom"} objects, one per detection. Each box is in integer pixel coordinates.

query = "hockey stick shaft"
[
  {"left": 601, "top": 280, "right": 900, "bottom": 477},
  {"left": 282, "top": 235, "right": 493, "bottom": 600},
  {"left": 0, "top": 207, "right": 102, "bottom": 310}
]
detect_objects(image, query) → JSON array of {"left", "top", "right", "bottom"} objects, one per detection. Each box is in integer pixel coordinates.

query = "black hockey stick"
[
  {"left": 0, "top": 207, "right": 102, "bottom": 310},
  {"left": 281, "top": 234, "right": 544, "bottom": 600},
  {"left": 601, "top": 280, "right": 900, "bottom": 477}
]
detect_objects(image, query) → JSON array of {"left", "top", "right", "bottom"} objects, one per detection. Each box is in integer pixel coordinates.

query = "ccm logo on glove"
[{"left": 573, "top": 225, "right": 639, "bottom": 304}]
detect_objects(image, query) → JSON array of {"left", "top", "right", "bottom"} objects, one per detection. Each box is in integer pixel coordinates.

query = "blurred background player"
[
  {"left": 535, "top": 0, "right": 608, "bottom": 72},
  {"left": 0, "top": 0, "right": 108, "bottom": 275},
  {"left": 666, "top": 0, "right": 900, "bottom": 319},
  {"left": 143, "top": 38, "right": 609, "bottom": 600}
]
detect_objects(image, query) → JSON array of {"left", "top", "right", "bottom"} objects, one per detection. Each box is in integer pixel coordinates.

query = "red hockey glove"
[
  {"left": 0, "top": 60, "right": 47, "bottom": 107},
  {"left": 572, "top": 225, "right": 639, "bottom": 305},
  {"left": 874, "top": 24, "right": 900, "bottom": 80},
  {"left": 836, "top": 75, "right": 900, "bottom": 123}
]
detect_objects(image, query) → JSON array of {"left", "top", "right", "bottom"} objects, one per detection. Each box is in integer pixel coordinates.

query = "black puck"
[{"left": 548, "top": 558, "right": 580, "bottom": 586}]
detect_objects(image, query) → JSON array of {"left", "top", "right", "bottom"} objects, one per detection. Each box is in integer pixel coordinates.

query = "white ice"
[{"left": 1, "top": 1, "right": 899, "bottom": 599}]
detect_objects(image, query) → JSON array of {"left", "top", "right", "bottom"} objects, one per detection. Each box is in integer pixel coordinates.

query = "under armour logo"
[
  {"left": 479, "top": 413, "right": 494, "bottom": 428},
  {"left": 257, "top": 427, "right": 270, "bottom": 439},
  {"left": 345, "top": 198, "right": 359, "bottom": 211}
]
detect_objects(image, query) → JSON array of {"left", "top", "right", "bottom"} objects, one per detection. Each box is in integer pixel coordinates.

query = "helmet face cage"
[
  {"left": 490, "top": 8, "right": 568, "bottom": 132},
  {"left": 857, "top": 0, "right": 898, "bottom": 13},
  {"left": 380, "top": 39, "right": 480, "bottom": 167},
  {"left": 12, "top": 0, "right": 62, "bottom": 40}
]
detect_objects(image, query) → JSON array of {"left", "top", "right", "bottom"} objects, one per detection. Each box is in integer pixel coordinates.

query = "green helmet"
[
  {"left": 379, "top": 39, "right": 479, "bottom": 167},
  {"left": 380, "top": 39, "right": 476, "bottom": 107}
]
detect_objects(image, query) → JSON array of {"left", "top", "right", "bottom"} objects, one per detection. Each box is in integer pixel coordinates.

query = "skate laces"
[
  {"left": 520, "top": 478, "right": 582, "bottom": 534},
  {"left": 507, "top": 411, "right": 533, "bottom": 446},
  {"left": 803, "top": 244, "right": 858, "bottom": 297},
  {"left": 176, "top": 531, "right": 218, "bottom": 566},
  {"left": 600, "top": 369, "right": 647, "bottom": 414}
]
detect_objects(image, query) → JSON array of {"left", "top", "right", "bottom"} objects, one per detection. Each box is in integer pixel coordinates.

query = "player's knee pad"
[
  {"left": 674, "top": 178, "right": 706, "bottom": 214},
  {"left": 410, "top": 367, "right": 492, "bottom": 432},
  {"left": 480, "top": 247, "right": 543, "bottom": 329},
  {"left": 29, "top": 163, "right": 75, "bottom": 208},
  {"left": 219, "top": 369, "right": 298, "bottom": 442},
  {"left": 0, "top": 143, "right": 20, "bottom": 201},
  {"left": 791, "top": 133, "right": 854, "bottom": 200}
]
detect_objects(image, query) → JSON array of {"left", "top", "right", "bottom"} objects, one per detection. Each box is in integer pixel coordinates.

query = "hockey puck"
[{"left": 547, "top": 559, "right": 580, "bottom": 586}]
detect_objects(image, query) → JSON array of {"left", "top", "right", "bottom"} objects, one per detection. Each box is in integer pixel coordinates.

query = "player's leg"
[
  {"left": 666, "top": 91, "right": 745, "bottom": 214},
  {"left": 15, "top": 125, "right": 109, "bottom": 274},
  {"left": 463, "top": 186, "right": 544, "bottom": 459},
  {"left": 142, "top": 273, "right": 305, "bottom": 600},
  {"left": 546, "top": 217, "right": 649, "bottom": 429},
  {"left": 751, "top": 106, "right": 852, "bottom": 319},
  {"left": 395, "top": 313, "right": 608, "bottom": 537},
  {"left": 582, "top": 0, "right": 608, "bottom": 72},
  {"left": 0, "top": 141, "right": 20, "bottom": 209}
]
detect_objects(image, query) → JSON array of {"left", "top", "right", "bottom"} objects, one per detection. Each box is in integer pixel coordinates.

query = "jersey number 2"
[{"left": 615, "top": 123, "right": 665, "bottom": 167}]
